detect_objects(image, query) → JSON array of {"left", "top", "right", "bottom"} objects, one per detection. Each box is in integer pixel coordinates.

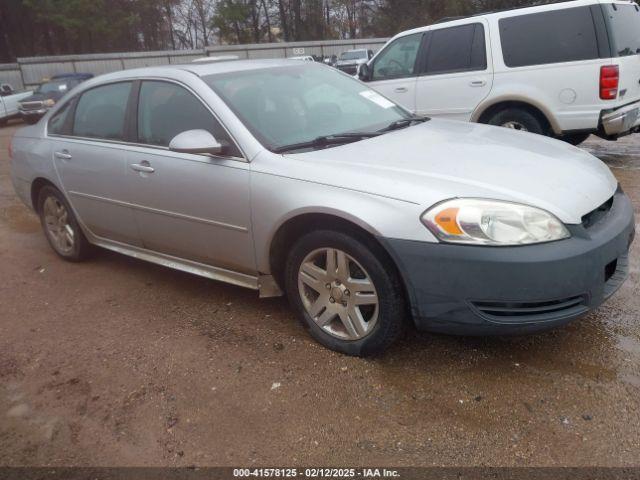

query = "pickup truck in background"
[
  {"left": 18, "top": 73, "right": 93, "bottom": 124},
  {"left": 0, "top": 84, "right": 33, "bottom": 126}
]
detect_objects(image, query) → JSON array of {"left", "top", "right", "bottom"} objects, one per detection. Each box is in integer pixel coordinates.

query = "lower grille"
[
  {"left": 582, "top": 196, "right": 614, "bottom": 229},
  {"left": 20, "top": 101, "right": 44, "bottom": 111},
  {"left": 471, "top": 295, "right": 588, "bottom": 324},
  {"left": 604, "top": 254, "right": 629, "bottom": 299}
]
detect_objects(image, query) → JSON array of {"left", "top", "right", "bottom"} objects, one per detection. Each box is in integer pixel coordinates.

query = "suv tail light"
[{"left": 600, "top": 65, "right": 619, "bottom": 100}]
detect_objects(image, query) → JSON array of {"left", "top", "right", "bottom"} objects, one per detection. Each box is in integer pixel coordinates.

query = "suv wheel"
[
  {"left": 37, "top": 186, "right": 92, "bottom": 261},
  {"left": 561, "top": 132, "right": 591, "bottom": 146},
  {"left": 487, "top": 108, "right": 545, "bottom": 135},
  {"left": 285, "top": 230, "right": 405, "bottom": 356}
]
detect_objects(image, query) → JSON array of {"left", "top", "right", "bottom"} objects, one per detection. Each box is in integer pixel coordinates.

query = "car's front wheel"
[
  {"left": 37, "top": 185, "right": 92, "bottom": 261},
  {"left": 285, "top": 230, "right": 405, "bottom": 356}
]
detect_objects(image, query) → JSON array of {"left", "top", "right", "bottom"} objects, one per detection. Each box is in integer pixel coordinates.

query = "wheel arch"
[
  {"left": 30, "top": 177, "right": 59, "bottom": 213},
  {"left": 472, "top": 97, "right": 561, "bottom": 135},
  {"left": 267, "top": 211, "right": 414, "bottom": 319}
]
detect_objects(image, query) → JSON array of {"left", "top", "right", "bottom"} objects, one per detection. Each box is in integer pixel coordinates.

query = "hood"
[
  {"left": 20, "top": 91, "right": 62, "bottom": 103},
  {"left": 275, "top": 120, "right": 618, "bottom": 224}
]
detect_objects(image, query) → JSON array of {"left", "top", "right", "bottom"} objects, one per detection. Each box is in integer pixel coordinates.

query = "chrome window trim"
[{"left": 45, "top": 76, "right": 248, "bottom": 163}]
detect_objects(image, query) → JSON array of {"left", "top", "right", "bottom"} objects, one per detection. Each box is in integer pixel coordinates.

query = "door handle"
[
  {"left": 130, "top": 162, "right": 155, "bottom": 174},
  {"left": 469, "top": 80, "right": 487, "bottom": 87},
  {"left": 54, "top": 151, "right": 72, "bottom": 160},
  {"left": 394, "top": 87, "right": 408, "bottom": 93}
]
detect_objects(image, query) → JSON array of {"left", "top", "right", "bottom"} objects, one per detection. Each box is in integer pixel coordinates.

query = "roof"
[
  {"left": 393, "top": 0, "right": 637, "bottom": 38},
  {"left": 71, "top": 59, "right": 325, "bottom": 89},
  {"left": 50, "top": 73, "right": 94, "bottom": 80}
]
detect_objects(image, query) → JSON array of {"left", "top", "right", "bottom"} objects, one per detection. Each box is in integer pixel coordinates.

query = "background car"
[
  {"left": 0, "top": 83, "right": 33, "bottom": 126},
  {"left": 336, "top": 48, "right": 374, "bottom": 75},
  {"left": 323, "top": 54, "right": 338, "bottom": 67},
  {"left": 289, "top": 55, "right": 315, "bottom": 62},
  {"left": 18, "top": 73, "right": 93, "bottom": 124},
  {"left": 358, "top": 0, "right": 640, "bottom": 145}
]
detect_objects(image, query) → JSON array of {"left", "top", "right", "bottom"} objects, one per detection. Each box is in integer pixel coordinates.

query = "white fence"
[{"left": 0, "top": 38, "right": 388, "bottom": 90}]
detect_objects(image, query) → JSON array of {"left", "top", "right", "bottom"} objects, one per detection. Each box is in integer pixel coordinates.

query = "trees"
[
  {"left": 2, "top": 0, "right": 627, "bottom": 62},
  {"left": 0, "top": 0, "right": 178, "bottom": 62}
]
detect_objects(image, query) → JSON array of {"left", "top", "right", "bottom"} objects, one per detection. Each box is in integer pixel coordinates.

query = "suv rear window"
[
  {"left": 604, "top": 3, "right": 640, "bottom": 57},
  {"left": 499, "top": 6, "right": 600, "bottom": 67}
]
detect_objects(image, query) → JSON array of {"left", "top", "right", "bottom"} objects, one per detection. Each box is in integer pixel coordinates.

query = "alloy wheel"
[
  {"left": 502, "top": 121, "right": 528, "bottom": 131},
  {"left": 43, "top": 196, "right": 75, "bottom": 255},
  {"left": 297, "top": 248, "right": 379, "bottom": 341}
]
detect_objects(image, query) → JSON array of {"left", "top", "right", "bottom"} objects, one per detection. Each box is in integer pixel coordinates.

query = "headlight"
[
  {"left": 421, "top": 199, "right": 570, "bottom": 246},
  {"left": 43, "top": 99, "right": 56, "bottom": 107}
]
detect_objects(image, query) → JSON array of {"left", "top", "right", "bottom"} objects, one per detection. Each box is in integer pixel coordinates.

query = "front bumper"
[
  {"left": 383, "top": 190, "right": 635, "bottom": 335},
  {"left": 19, "top": 108, "right": 48, "bottom": 117},
  {"left": 601, "top": 100, "right": 640, "bottom": 136}
]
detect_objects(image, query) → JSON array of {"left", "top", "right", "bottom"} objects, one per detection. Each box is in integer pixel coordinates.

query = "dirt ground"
[{"left": 0, "top": 120, "right": 638, "bottom": 467}]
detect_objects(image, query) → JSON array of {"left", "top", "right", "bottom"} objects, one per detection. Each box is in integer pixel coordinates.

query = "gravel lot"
[{"left": 0, "top": 121, "right": 638, "bottom": 467}]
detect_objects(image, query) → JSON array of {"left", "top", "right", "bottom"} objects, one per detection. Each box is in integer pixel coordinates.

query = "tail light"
[{"left": 600, "top": 65, "right": 619, "bottom": 100}]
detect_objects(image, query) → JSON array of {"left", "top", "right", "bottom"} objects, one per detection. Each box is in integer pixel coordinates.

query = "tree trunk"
[
  {"left": 278, "top": 0, "right": 289, "bottom": 41},
  {"left": 261, "top": 0, "right": 273, "bottom": 42}
]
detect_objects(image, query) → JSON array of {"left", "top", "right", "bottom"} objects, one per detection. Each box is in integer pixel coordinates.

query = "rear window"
[
  {"left": 604, "top": 3, "right": 640, "bottom": 57},
  {"left": 73, "top": 82, "right": 132, "bottom": 141},
  {"left": 499, "top": 6, "right": 600, "bottom": 67}
]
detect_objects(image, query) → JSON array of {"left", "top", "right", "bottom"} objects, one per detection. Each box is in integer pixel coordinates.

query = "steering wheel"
[{"left": 387, "top": 58, "right": 407, "bottom": 74}]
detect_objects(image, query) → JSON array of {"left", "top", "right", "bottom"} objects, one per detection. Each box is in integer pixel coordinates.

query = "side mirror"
[
  {"left": 169, "top": 129, "right": 224, "bottom": 155},
  {"left": 358, "top": 63, "right": 372, "bottom": 81}
]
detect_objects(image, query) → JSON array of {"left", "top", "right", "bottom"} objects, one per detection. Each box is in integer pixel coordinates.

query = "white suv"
[{"left": 358, "top": 0, "right": 640, "bottom": 145}]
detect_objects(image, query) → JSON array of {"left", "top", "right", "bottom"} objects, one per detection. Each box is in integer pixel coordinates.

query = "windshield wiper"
[
  {"left": 378, "top": 115, "right": 430, "bottom": 133},
  {"left": 273, "top": 132, "right": 382, "bottom": 153}
]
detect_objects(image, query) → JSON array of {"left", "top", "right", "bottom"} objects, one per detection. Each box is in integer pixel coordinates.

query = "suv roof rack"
[{"left": 432, "top": 0, "right": 587, "bottom": 25}]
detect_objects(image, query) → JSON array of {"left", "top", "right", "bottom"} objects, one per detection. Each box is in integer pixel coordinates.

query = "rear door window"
[
  {"left": 499, "top": 6, "right": 600, "bottom": 67},
  {"left": 48, "top": 100, "right": 74, "bottom": 135},
  {"left": 422, "top": 23, "right": 487, "bottom": 75},
  {"left": 603, "top": 3, "right": 640, "bottom": 57},
  {"left": 73, "top": 82, "right": 132, "bottom": 141}
]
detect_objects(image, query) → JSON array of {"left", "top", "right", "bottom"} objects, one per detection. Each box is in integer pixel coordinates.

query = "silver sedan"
[{"left": 9, "top": 60, "right": 634, "bottom": 355}]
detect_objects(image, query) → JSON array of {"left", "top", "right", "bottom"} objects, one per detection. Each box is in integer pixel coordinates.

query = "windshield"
[
  {"left": 35, "top": 79, "right": 78, "bottom": 94},
  {"left": 340, "top": 51, "right": 367, "bottom": 61},
  {"left": 605, "top": 3, "right": 640, "bottom": 56},
  {"left": 204, "top": 64, "right": 411, "bottom": 152}
]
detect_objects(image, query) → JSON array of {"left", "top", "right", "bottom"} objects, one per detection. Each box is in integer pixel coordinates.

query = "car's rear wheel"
[
  {"left": 285, "top": 230, "right": 405, "bottom": 356},
  {"left": 37, "top": 185, "right": 92, "bottom": 261},
  {"left": 487, "top": 108, "right": 545, "bottom": 135}
]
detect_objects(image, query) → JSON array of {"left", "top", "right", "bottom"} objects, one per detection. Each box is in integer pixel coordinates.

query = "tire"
[
  {"left": 285, "top": 229, "right": 405, "bottom": 356},
  {"left": 561, "top": 132, "right": 591, "bottom": 146},
  {"left": 487, "top": 108, "right": 545, "bottom": 135},
  {"left": 37, "top": 185, "right": 92, "bottom": 262},
  {"left": 24, "top": 116, "right": 39, "bottom": 125}
]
